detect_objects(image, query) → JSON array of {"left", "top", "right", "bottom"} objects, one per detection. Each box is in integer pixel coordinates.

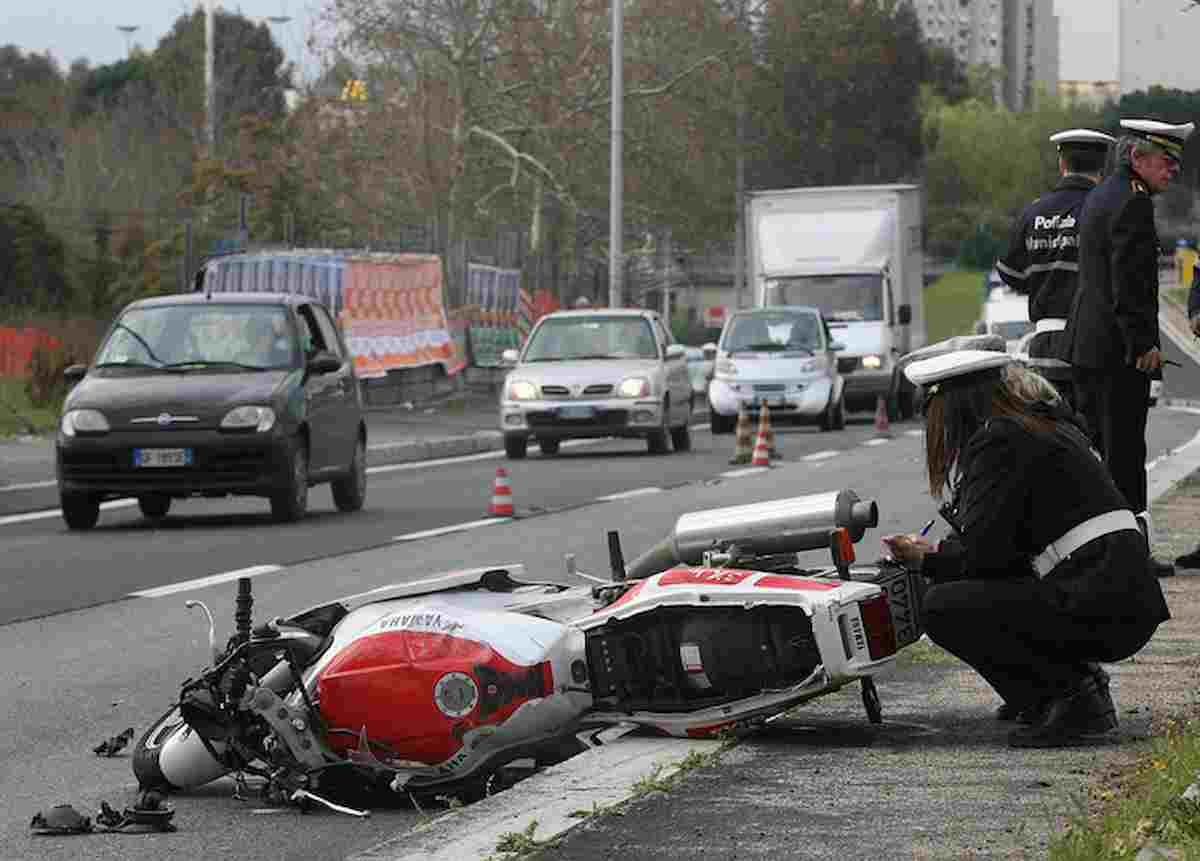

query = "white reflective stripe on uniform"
[
  {"left": 1032, "top": 510, "right": 1140, "bottom": 577},
  {"left": 1035, "top": 318, "right": 1067, "bottom": 333}
]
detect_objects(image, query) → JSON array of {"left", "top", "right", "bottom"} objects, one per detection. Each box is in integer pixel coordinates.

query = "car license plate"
[
  {"left": 134, "top": 448, "right": 193, "bottom": 468},
  {"left": 558, "top": 406, "right": 595, "bottom": 420}
]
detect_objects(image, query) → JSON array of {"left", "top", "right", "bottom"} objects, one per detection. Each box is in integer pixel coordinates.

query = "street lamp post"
[
  {"left": 205, "top": 0, "right": 215, "bottom": 154},
  {"left": 116, "top": 25, "right": 139, "bottom": 58},
  {"left": 608, "top": 0, "right": 623, "bottom": 309}
]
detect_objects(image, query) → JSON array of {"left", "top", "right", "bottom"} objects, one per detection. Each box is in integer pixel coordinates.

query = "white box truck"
[{"left": 746, "top": 184, "right": 926, "bottom": 418}]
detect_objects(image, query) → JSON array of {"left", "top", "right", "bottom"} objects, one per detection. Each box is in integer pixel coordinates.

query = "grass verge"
[
  {"left": 1048, "top": 713, "right": 1200, "bottom": 860},
  {"left": 924, "top": 269, "right": 986, "bottom": 344},
  {"left": 0, "top": 378, "right": 59, "bottom": 437}
]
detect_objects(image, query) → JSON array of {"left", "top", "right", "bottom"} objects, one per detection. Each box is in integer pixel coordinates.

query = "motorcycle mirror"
[
  {"left": 607, "top": 531, "right": 626, "bottom": 582},
  {"left": 185, "top": 600, "right": 221, "bottom": 665}
]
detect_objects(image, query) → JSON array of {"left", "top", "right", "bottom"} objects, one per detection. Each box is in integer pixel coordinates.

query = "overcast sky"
[
  {"left": 6, "top": 1, "right": 326, "bottom": 81},
  {"left": 1055, "top": 0, "right": 1119, "bottom": 82},
  {"left": 6, "top": 0, "right": 1123, "bottom": 86}
]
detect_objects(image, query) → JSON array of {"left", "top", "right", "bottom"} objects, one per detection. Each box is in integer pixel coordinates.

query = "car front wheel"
[
  {"left": 331, "top": 435, "right": 367, "bottom": 512},
  {"left": 271, "top": 440, "right": 309, "bottom": 523},
  {"left": 504, "top": 434, "right": 528, "bottom": 459},
  {"left": 61, "top": 491, "right": 100, "bottom": 530},
  {"left": 138, "top": 494, "right": 171, "bottom": 519}
]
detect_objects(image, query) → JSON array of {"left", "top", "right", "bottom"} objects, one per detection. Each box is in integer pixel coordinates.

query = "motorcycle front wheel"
[{"left": 133, "top": 705, "right": 231, "bottom": 791}]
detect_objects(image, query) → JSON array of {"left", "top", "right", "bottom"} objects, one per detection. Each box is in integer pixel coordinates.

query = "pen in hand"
[{"left": 918, "top": 518, "right": 935, "bottom": 537}]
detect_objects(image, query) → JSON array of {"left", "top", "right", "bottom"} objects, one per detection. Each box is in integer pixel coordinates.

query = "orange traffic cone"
[
  {"left": 874, "top": 395, "right": 892, "bottom": 439},
  {"left": 729, "top": 402, "right": 754, "bottom": 464},
  {"left": 762, "top": 402, "right": 778, "bottom": 458},
  {"left": 751, "top": 407, "right": 772, "bottom": 466},
  {"left": 489, "top": 466, "right": 515, "bottom": 516}
]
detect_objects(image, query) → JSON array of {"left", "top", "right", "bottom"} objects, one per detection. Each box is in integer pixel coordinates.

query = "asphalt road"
[{"left": 2, "top": 406, "right": 1200, "bottom": 861}]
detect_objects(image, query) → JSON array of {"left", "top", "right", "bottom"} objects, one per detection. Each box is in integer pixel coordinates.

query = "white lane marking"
[
  {"left": 131, "top": 564, "right": 284, "bottom": 599},
  {"left": 0, "top": 498, "right": 137, "bottom": 528},
  {"left": 393, "top": 517, "right": 511, "bottom": 543},
  {"left": 861, "top": 438, "right": 891, "bottom": 447},
  {"left": 721, "top": 466, "right": 770, "bottom": 478},
  {"left": 597, "top": 487, "right": 663, "bottom": 502},
  {"left": 802, "top": 450, "right": 840, "bottom": 462},
  {"left": 905, "top": 429, "right": 924, "bottom": 437},
  {"left": 0, "top": 479, "right": 57, "bottom": 493}
]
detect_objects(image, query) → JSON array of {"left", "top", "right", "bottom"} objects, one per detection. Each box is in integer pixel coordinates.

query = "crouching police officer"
[
  {"left": 996, "top": 129, "right": 1115, "bottom": 408},
  {"left": 884, "top": 345, "right": 1169, "bottom": 748}
]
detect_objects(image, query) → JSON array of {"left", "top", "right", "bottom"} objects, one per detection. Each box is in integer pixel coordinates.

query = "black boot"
[
  {"left": 996, "top": 698, "right": 1051, "bottom": 724},
  {"left": 1177, "top": 545, "right": 1200, "bottom": 569},
  {"left": 1150, "top": 557, "right": 1176, "bottom": 578},
  {"left": 1008, "top": 676, "right": 1117, "bottom": 748}
]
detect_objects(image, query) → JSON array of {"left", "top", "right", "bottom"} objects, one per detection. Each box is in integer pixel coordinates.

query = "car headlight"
[
  {"left": 715, "top": 359, "right": 738, "bottom": 377},
  {"left": 507, "top": 380, "right": 538, "bottom": 400},
  {"left": 61, "top": 409, "right": 109, "bottom": 437},
  {"left": 617, "top": 377, "right": 651, "bottom": 398},
  {"left": 220, "top": 405, "right": 276, "bottom": 432},
  {"left": 861, "top": 355, "right": 883, "bottom": 370}
]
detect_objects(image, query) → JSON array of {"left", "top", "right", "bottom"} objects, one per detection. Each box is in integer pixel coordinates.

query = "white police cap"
[
  {"left": 1120, "top": 118, "right": 1195, "bottom": 161},
  {"left": 903, "top": 349, "right": 1013, "bottom": 388},
  {"left": 896, "top": 335, "right": 1005, "bottom": 377},
  {"left": 1049, "top": 129, "right": 1115, "bottom": 150}
]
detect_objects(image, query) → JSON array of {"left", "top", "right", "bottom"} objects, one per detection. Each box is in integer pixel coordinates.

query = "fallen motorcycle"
[{"left": 133, "top": 489, "right": 926, "bottom": 809}]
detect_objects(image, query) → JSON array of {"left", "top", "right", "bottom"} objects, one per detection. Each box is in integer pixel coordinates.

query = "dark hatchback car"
[{"left": 56, "top": 292, "right": 366, "bottom": 530}]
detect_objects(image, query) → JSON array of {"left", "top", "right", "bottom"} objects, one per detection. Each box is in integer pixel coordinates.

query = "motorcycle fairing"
[
  {"left": 572, "top": 565, "right": 894, "bottom": 738},
  {"left": 305, "top": 596, "right": 592, "bottom": 787}
]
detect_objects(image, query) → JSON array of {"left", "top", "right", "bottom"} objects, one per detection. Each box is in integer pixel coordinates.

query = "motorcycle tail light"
[{"left": 857, "top": 593, "right": 898, "bottom": 660}]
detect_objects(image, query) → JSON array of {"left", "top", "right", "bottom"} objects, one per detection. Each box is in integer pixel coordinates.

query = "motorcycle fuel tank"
[{"left": 313, "top": 597, "right": 590, "bottom": 775}]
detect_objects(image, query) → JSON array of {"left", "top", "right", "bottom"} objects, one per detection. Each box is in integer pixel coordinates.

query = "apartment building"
[{"left": 910, "top": 0, "right": 1058, "bottom": 110}]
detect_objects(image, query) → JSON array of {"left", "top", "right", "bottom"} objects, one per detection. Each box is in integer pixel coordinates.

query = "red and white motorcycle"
[{"left": 133, "top": 489, "right": 925, "bottom": 812}]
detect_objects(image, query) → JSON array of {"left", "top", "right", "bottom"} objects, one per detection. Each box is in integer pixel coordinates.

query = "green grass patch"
[
  {"left": 0, "top": 378, "right": 59, "bottom": 437},
  {"left": 1164, "top": 286, "right": 1189, "bottom": 313},
  {"left": 924, "top": 269, "right": 986, "bottom": 344},
  {"left": 1049, "top": 717, "right": 1200, "bottom": 860},
  {"left": 893, "top": 636, "right": 964, "bottom": 668}
]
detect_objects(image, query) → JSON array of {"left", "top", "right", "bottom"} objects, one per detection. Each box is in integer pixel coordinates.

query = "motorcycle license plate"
[
  {"left": 134, "top": 448, "right": 193, "bottom": 467},
  {"left": 558, "top": 406, "right": 595, "bottom": 420}
]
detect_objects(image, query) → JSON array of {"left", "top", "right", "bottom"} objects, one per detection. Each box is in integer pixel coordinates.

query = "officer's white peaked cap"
[
  {"left": 1120, "top": 119, "right": 1195, "bottom": 161},
  {"left": 1049, "top": 129, "right": 1115, "bottom": 149},
  {"left": 904, "top": 350, "right": 1013, "bottom": 388},
  {"left": 896, "top": 335, "right": 1005, "bottom": 377}
]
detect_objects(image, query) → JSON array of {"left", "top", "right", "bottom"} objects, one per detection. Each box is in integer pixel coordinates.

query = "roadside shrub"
[{"left": 23, "top": 318, "right": 105, "bottom": 408}]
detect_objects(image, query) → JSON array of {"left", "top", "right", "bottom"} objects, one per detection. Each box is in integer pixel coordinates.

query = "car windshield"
[
  {"left": 94, "top": 304, "right": 298, "bottom": 370},
  {"left": 523, "top": 316, "right": 659, "bottom": 361},
  {"left": 722, "top": 311, "right": 822, "bottom": 354},
  {"left": 764, "top": 274, "right": 884, "bottom": 323}
]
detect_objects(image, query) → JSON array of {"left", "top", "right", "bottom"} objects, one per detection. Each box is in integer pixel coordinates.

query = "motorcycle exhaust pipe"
[{"left": 624, "top": 490, "right": 878, "bottom": 580}]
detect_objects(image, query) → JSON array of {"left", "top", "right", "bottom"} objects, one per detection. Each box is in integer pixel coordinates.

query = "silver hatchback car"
[{"left": 499, "top": 309, "right": 694, "bottom": 457}]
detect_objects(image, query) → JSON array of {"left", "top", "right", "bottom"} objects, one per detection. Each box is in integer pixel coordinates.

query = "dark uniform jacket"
[
  {"left": 997, "top": 174, "right": 1095, "bottom": 321},
  {"left": 921, "top": 409, "right": 1169, "bottom": 625},
  {"left": 997, "top": 175, "right": 1097, "bottom": 369},
  {"left": 1065, "top": 164, "right": 1162, "bottom": 370}
]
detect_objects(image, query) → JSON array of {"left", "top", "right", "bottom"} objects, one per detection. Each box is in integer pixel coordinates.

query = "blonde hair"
[{"left": 923, "top": 362, "right": 1063, "bottom": 498}]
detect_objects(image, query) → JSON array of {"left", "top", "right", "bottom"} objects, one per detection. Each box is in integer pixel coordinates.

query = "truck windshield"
[{"left": 764, "top": 275, "right": 884, "bottom": 323}]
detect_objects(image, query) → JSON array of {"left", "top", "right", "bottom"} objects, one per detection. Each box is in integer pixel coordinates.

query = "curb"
[{"left": 367, "top": 431, "right": 503, "bottom": 466}]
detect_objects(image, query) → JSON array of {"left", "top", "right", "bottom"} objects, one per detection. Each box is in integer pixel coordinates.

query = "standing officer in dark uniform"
[
  {"left": 997, "top": 129, "right": 1115, "bottom": 408},
  {"left": 1064, "top": 118, "right": 1194, "bottom": 579}
]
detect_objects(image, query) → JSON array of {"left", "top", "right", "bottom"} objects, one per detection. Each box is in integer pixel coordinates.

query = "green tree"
[
  {"left": 921, "top": 88, "right": 1103, "bottom": 260},
  {"left": 0, "top": 202, "right": 71, "bottom": 310},
  {"left": 152, "top": 9, "right": 293, "bottom": 152},
  {"left": 750, "top": 0, "right": 931, "bottom": 188}
]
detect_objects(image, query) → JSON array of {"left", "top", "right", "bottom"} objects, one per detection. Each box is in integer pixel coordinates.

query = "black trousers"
[
  {"left": 1026, "top": 331, "right": 1076, "bottom": 411},
  {"left": 1075, "top": 366, "right": 1150, "bottom": 512},
  {"left": 922, "top": 577, "right": 1157, "bottom": 708}
]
